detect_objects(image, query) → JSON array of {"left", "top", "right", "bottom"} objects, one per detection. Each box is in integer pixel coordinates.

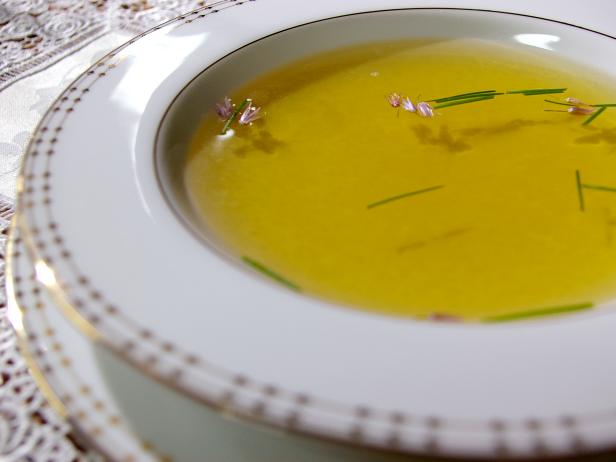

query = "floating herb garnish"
[
  {"left": 576, "top": 170, "right": 585, "bottom": 212},
  {"left": 428, "top": 90, "right": 498, "bottom": 103},
  {"left": 433, "top": 94, "right": 496, "bottom": 109},
  {"left": 389, "top": 87, "right": 570, "bottom": 120},
  {"left": 217, "top": 97, "right": 263, "bottom": 135},
  {"left": 387, "top": 93, "right": 402, "bottom": 108},
  {"left": 367, "top": 185, "right": 444, "bottom": 209},
  {"left": 582, "top": 105, "right": 607, "bottom": 126},
  {"left": 387, "top": 86, "right": 616, "bottom": 126},
  {"left": 215, "top": 96, "right": 233, "bottom": 119},
  {"left": 575, "top": 171, "right": 616, "bottom": 210},
  {"left": 239, "top": 102, "right": 262, "bottom": 125},
  {"left": 543, "top": 98, "right": 616, "bottom": 125},
  {"left": 506, "top": 87, "right": 567, "bottom": 95},
  {"left": 416, "top": 101, "right": 434, "bottom": 117},
  {"left": 544, "top": 99, "right": 576, "bottom": 107},
  {"left": 242, "top": 256, "right": 300, "bottom": 291},
  {"left": 581, "top": 183, "right": 616, "bottom": 193},
  {"left": 401, "top": 97, "right": 416, "bottom": 112},
  {"left": 483, "top": 302, "right": 593, "bottom": 323}
]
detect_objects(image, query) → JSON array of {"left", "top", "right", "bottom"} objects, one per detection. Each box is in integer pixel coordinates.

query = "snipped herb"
[
  {"left": 582, "top": 106, "right": 607, "bottom": 126},
  {"left": 428, "top": 90, "right": 498, "bottom": 103},
  {"left": 544, "top": 99, "right": 576, "bottom": 107},
  {"left": 576, "top": 170, "right": 585, "bottom": 212},
  {"left": 433, "top": 95, "right": 496, "bottom": 109},
  {"left": 221, "top": 99, "right": 251, "bottom": 135},
  {"left": 506, "top": 88, "right": 567, "bottom": 96},
  {"left": 367, "top": 185, "right": 444, "bottom": 209},
  {"left": 242, "top": 256, "right": 300, "bottom": 291},
  {"left": 217, "top": 97, "right": 264, "bottom": 135},
  {"left": 582, "top": 183, "right": 616, "bottom": 193},
  {"left": 575, "top": 171, "right": 616, "bottom": 210},
  {"left": 390, "top": 87, "right": 568, "bottom": 120},
  {"left": 483, "top": 302, "right": 593, "bottom": 323},
  {"left": 387, "top": 86, "right": 616, "bottom": 126}
]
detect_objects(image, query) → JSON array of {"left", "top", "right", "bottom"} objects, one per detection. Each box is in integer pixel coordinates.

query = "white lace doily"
[
  {"left": 0, "top": 196, "right": 97, "bottom": 461},
  {"left": 0, "top": 1, "right": 211, "bottom": 460},
  {"left": 0, "top": 0, "right": 208, "bottom": 92}
]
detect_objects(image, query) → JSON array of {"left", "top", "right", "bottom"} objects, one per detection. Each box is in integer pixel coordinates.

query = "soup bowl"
[{"left": 13, "top": 0, "right": 616, "bottom": 460}]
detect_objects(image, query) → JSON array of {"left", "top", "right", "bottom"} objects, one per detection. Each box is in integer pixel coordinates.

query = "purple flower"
[
  {"left": 416, "top": 101, "right": 434, "bottom": 118},
  {"left": 402, "top": 97, "right": 416, "bottom": 112},
  {"left": 238, "top": 102, "right": 262, "bottom": 125},
  {"left": 387, "top": 93, "right": 402, "bottom": 108},
  {"left": 215, "top": 96, "right": 233, "bottom": 120},
  {"left": 568, "top": 106, "right": 596, "bottom": 115}
]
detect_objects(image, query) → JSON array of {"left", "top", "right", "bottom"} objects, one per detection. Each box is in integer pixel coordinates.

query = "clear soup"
[{"left": 184, "top": 39, "right": 616, "bottom": 322}]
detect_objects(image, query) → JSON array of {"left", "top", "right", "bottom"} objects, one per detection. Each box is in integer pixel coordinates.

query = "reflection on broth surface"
[{"left": 184, "top": 39, "right": 616, "bottom": 322}]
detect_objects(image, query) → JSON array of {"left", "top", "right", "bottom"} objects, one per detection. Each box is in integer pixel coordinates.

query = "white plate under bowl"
[
  {"left": 6, "top": 225, "right": 160, "bottom": 462},
  {"left": 15, "top": 0, "right": 616, "bottom": 459},
  {"left": 8, "top": 223, "right": 434, "bottom": 462}
]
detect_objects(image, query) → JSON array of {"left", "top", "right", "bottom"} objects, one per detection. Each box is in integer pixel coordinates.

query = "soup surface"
[{"left": 184, "top": 39, "right": 616, "bottom": 322}]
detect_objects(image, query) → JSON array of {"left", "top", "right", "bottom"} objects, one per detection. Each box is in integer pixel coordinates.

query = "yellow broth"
[{"left": 184, "top": 39, "right": 616, "bottom": 321}]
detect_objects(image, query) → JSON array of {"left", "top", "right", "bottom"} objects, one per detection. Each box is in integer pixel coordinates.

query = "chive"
[
  {"left": 544, "top": 99, "right": 576, "bottom": 107},
  {"left": 576, "top": 170, "right": 585, "bottom": 212},
  {"left": 483, "top": 302, "right": 593, "bottom": 323},
  {"left": 519, "top": 90, "right": 568, "bottom": 96},
  {"left": 367, "top": 185, "right": 444, "bottom": 209},
  {"left": 582, "top": 105, "right": 607, "bottom": 126},
  {"left": 431, "top": 92, "right": 504, "bottom": 104},
  {"left": 221, "top": 98, "right": 251, "bottom": 135},
  {"left": 433, "top": 95, "right": 496, "bottom": 109},
  {"left": 241, "top": 256, "right": 300, "bottom": 291},
  {"left": 506, "top": 88, "right": 567, "bottom": 95},
  {"left": 582, "top": 183, "right": 616, "bottom": 193},
  {"left": 429, "top": 90, "right": 498, "bottom": 103},
  {"left": 592, "top": 103, "right": 616, "bottom": 107}
]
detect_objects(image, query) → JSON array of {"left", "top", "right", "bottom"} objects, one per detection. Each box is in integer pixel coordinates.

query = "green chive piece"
[
  {"left": 582, "top": 183, "right": 616, "bottom": 193},
  {"left": 242, "top": 256, "right": 300, "bottom": 291},
  {"left": 483, "top": 302, "right": 593, "bottom": 323},
  {"left": 506, "top": 88, "right": 567, "bottom": 95},
  {"left": 429, "top": 90, "right": 498, "bottom": 103},
  {"left": 592, "top": 103, "right": 616, "bottom": 107},
  {"left": 582, "top": 105, "right": 607, "bottom": 126},
  {"left": 221, "top": 98, "right": 251, "bottom": 135},
  {"left": 433, "top": 95, "right": 496, "bottom": 109},
  {"left": 367, "top": 185, "right": 444, "bottom": 209},
  {"left": 576, "top": 170, "right": 585, "bottom": 212},
  {"left": 544, "top": 99, "right": 576, "bottom": 107}
]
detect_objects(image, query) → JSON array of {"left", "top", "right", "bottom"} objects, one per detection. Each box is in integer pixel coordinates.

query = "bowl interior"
[{"left": 156, "top": 8, "right": 616, "bottom": 253}]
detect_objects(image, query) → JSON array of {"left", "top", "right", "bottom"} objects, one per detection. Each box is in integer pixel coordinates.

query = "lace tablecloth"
[{"left": 0, "top": 2, "right": 204, "bottom": 460}]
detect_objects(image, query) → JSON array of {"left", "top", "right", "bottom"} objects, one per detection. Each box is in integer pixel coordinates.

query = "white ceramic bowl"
[{"left": 13, "top": 0, "right": 616, "bottom": 459}]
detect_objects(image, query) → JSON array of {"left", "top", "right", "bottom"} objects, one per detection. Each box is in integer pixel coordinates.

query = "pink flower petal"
[
  {"left": 416, "top": 101, "right": 434, "bottom": 117},
  {"left": 402, "top": 97, "right": 416, "bottom": 112},
  {"left": 215, "top": 96, "right": 233, "bottom": 120},
  {"left": 239, "top": 103, "right": 262, "bottom": 125},
  {"left": 387, "top": 93, "right": 402, "bottom": 108}
]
